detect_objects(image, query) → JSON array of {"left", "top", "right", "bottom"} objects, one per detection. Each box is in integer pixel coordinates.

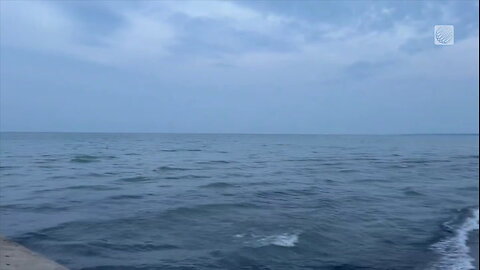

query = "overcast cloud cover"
[{"left": 0, "top": 0, "right": 478, "bottom": 134}]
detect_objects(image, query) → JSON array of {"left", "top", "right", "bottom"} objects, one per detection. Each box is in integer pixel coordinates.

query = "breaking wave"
[{"left": 430, "top": 208, "right": 479, "bottom": 270}]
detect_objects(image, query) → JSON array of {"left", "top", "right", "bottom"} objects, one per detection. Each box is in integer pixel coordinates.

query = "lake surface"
[{"left": 0, "top": 133, "right": 478, "bottom": 270}]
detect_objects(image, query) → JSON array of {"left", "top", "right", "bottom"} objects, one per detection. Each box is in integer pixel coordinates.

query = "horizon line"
[{"left": 0, "top": 131, "right": 478, "bottom": 136}]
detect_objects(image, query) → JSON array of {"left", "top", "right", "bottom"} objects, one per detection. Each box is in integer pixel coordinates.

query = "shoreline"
[{"left": 0, "top": 236, "right": 68, "bottom": 270}]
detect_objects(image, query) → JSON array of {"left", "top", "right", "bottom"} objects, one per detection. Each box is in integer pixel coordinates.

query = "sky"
[{"left": 0, "top": 0, "right": 478, "bottom": 134}]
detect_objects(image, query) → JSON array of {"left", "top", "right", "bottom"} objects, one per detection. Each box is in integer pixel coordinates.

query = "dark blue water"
[{"left": 0, "top": 133, "right": 478, "bottom": 270}]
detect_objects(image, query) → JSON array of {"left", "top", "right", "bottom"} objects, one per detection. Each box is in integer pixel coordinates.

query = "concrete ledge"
[{"left": 0, "top": 236, "right": 68, "bottom": 270}]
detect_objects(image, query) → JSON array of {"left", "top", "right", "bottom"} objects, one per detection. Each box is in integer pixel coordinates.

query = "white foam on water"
[
  {"left": 237, "top": 232, "right": 300, "bottom": 248},
  {"left": 258, "top": 233, "right": 299, "bottom": 247},
  {"left": 430, "top": 208, "right": 479, "bottom": 270}
]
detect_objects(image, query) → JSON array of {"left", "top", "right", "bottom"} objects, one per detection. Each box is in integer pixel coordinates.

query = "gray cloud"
[{"left": 0, "top": 0, "right": 478, "bottom": 134}]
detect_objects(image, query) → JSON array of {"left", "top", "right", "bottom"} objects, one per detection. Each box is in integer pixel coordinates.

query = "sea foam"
[
  {"left": 236, "top": 232, "right": 300, "bottom": 248},
  {"left": 268, "top": 233, "right": 299, "bottom": 247},
  {"left": 257, "top": 233, "right": 299, "bottom": 247},
  {"left": 430, "top": 208, "right": 479, "bottom": 270}
]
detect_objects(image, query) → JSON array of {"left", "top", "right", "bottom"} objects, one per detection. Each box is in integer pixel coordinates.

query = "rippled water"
[{"left": 0, "top": 133, "right": 478, "bottom": 270}]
